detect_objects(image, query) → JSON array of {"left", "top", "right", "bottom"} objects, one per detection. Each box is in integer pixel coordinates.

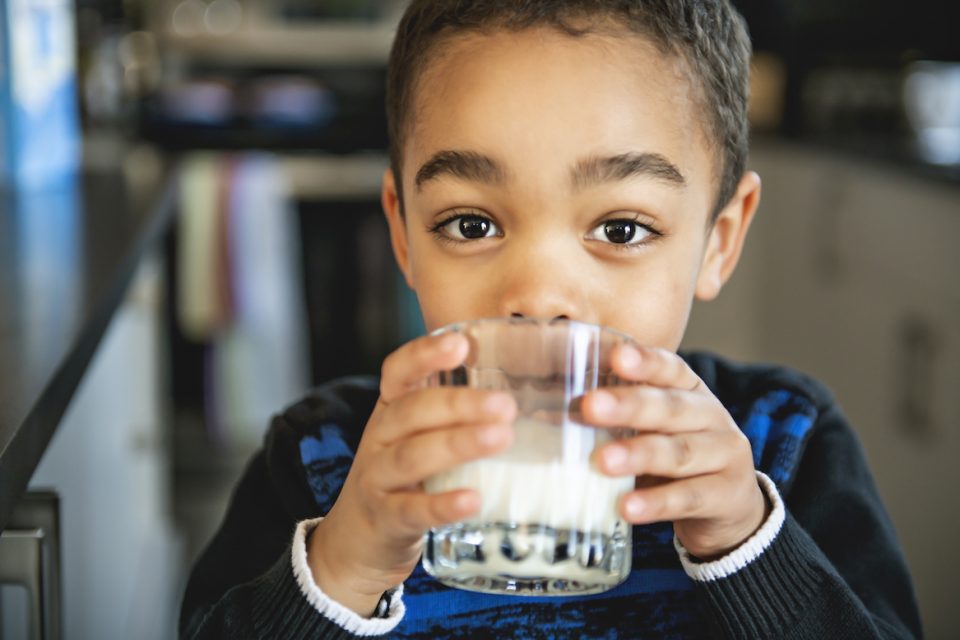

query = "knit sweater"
[{"left": 180, "top": 351, "right": 923, "bottom": 639}]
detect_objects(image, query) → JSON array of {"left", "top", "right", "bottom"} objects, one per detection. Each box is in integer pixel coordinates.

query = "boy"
[{"left": 181, "top": 1, "right": 922, "bottom": 637}]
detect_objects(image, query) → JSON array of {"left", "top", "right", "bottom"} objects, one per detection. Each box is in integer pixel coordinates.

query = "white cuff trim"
[
  {"left": 291, "top": 517, "right": 405, "bottom": 636},
  {"left": 674, "top": 471, "right": 785, "bottom": 583}
]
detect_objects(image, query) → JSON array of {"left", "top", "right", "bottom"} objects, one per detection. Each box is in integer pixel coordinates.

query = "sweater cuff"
[
  {"left": 289, "top": 518, "right": 405, "bottom": 636},
  {"left": 248, "top": 544, "right": 381, "bottom": 638},
  {"left": 674, "top": 473, "right": 828, "bottom": 638},
  {"left": 674, "top": 471, "right": 785, "bottom": 581}
]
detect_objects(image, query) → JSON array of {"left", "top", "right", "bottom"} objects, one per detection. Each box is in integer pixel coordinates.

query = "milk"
[
  {"left": 423, "top": 418, "right": 634, "bottom": 594},
  {"left": 425, "top": 418, "right": 634, "bottom": 532}
]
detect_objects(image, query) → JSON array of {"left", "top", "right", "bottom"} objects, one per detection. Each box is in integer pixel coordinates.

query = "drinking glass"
[{"left": 422, "top": 317, "right": 637, "bottom": 596}]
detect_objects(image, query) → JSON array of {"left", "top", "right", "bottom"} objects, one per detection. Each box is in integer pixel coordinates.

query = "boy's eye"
[
  {"left": 437, "top": 215, "right": 501, "bottom": 240},
  {"left": 587, "top": 219, "right": 652, "bottom": 245}
]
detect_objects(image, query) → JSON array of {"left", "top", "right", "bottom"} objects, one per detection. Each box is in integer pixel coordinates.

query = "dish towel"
[{"left": 177, "top": 153, "right": 309, "bottom": 445}]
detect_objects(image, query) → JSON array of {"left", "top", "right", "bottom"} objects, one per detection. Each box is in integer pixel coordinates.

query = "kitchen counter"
[
  {"left": 0, "top": 166, "right": 176, "bottom": 532},
  {"left": 753, "top": 133, "right": 960, "bottom": 187}
]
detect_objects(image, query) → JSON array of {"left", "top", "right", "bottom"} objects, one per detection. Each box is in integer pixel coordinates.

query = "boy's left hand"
[{"left": 584, "top": 345, "right": 769, "bottom": 560}]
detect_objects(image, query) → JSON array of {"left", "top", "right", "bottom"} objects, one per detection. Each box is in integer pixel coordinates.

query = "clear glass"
[{"left": 422, "top": 317, "right": 636, "bottom": 596}]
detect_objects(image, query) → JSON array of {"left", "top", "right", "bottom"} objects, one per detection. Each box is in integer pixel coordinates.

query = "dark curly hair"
[{"left": 386, "top": 0, "right": 752, "bottom": 219}]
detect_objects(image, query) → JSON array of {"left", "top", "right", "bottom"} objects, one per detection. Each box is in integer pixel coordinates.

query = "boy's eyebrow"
[
  {"left": 413, "top": 150, "right": 686, "bottom": 192},
  {"left": 415, "top": 150, "right": 506, "bottom": 191},
  {"left": 572, "top": 152, "right": 686, "bottom": 190}
]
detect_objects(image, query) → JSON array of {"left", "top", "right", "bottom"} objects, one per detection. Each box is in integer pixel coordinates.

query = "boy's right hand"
[{"left": 306, "top": 332, "right": 517, "bottom": 616}]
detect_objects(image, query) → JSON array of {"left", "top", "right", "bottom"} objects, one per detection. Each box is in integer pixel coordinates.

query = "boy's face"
[{"left": 383, "top": 28, "right": 758, "bottom": 349}]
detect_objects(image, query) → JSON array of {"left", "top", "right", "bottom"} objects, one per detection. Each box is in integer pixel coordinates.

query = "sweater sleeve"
[
  {"left": 679, "top": 401, "right": 922, "bottom": 639},
  {"left": 179, "top": 379, "right": 394, "bottom": 639},
  {"left": 178, "top": 447, "right": 362, "bottom": 639},
  {"left": 181, "top": 515, "right": 403, "bottom": 638}
]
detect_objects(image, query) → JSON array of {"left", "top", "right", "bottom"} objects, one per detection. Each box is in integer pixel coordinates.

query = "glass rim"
[{"left": 428, "top": 316, "right": 639, "bottom": 346}]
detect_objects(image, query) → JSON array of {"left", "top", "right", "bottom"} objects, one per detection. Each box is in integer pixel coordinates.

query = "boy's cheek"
[{"left": 409, "top": 268, "right": 496, "bottom": 329}]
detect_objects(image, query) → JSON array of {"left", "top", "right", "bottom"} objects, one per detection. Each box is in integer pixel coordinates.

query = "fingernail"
[
  {"left": 437, "top": 333, "right": 460, "bottom": 352},
  {"left": 603, "top": 444, "right": 628, "bottom": 471},
  {"left": 482, "top": 393, "right": 513, "bottom": 415},
  {"left": 625, "top": 496, "right": 645, "bottom": 520},
  {"left": 620, "top": 346, "right": 640, "bottom": 370},
  {"left": 590, "top": 390, "right": 617, "bottom": 417},
  {"left": 454, "top": 491, "right": 479, "bottom": 512},
  {"left": 477, "top": 424, "right": 507, "bottom": 446}
]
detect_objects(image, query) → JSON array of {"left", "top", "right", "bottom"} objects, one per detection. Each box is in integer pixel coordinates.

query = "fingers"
[
  {"left": 374, "top": 386, "right": 516, "bottom": 444},
  {"left": 382, "top": 489, "right": 482, "bottom": 537},
  {"left": 610, "top": 344, "right": 704, "bottom": 392},
  {"left": 367, "top": 421, "right": 514, "bottom": 491},
  {"left": 583, "top": 385, "right": 717, "bottom": 433},
  {"left": 379, "top": 332, "right": 469, "bottom": 403},
  {"left": 594, "top": 430, "right": 751, "bottom": 479},
  {"left": 575, "top": 344, "right": 768, "bottom": 556},
  {"left": 617, "top": 474, "right": 744, "bottom": 525}
]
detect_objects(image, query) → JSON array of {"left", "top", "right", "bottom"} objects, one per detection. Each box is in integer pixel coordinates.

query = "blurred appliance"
[
  {"left": 0, "top": 0, "right": 80, "bottom": 188},
  {"left": 139, "top": 0, "right": 397, "bottom": 152},
  {"left": 903, "top": 61, "right": 960, "bottom": 166}
]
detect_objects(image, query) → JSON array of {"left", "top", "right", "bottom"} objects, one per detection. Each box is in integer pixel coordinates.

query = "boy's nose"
[{"left": 495, "top": 259, "right": 586, "bottom": 322}]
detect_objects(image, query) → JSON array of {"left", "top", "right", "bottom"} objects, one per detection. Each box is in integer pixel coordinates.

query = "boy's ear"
[
  {"left": 382, "top": 169, "right": 415, "bottom": 288},
  {"left": 695, "top": 171, "right": 761, "bottom": 301}
]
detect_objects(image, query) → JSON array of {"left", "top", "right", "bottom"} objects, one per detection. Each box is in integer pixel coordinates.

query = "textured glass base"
[{"left": 423, "top": 522, "right": 630, "bottom": 596}]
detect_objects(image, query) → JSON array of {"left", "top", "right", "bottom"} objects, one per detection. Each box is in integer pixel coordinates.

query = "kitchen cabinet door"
[
  {"left": 822, "top": 170, "right": 960, "bottom": 640},
  {"left": 27, "top": 254, "right": 180, "bottom": 640},
  {"left": 808, "top": 275, "right": 960, "bottom": 640},
  {"left": 689, "top": 141, "right": 960, "bottom": 637},
  {"left": 745, "top": 144, "right": 960, "bottom": 638}
]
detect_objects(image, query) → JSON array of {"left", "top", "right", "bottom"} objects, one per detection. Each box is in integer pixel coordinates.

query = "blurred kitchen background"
[{"left": 1, "top": 0, "right": 957, "bottom": 638}]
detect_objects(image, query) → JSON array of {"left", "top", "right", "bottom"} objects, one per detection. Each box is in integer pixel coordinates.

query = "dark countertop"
[{"left": 0, "top": 168, "right": 176, "bottom": 532}]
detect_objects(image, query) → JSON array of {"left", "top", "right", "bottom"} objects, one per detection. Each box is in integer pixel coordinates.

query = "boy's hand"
[
  {"left": 307, "top": 333, "right": 516, "bottom": 616},
  {"left": 585, "top": 346, "right": 769, "bottom": 560}
]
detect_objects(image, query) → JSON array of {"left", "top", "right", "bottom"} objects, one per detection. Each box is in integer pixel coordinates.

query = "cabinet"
[
  {"left": 22, "top": 253, "right": 180, "bottom": 640},
  {"left": 683, "top": 142, "right": 960, "bottom": 638}
]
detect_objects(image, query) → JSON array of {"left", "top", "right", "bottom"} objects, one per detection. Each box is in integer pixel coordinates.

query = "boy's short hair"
[{"left": 386, "top": 0, "right": 752, "bottom": 219}]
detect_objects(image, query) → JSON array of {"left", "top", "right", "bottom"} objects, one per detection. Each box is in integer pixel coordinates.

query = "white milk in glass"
[{"left": 423, "top": 417, "right": 634, "bottom": 594}]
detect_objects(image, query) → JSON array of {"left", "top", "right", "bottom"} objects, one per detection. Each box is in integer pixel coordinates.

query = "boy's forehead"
[{"left": 403, "top": 27, "right": 717, "bottom": 200}]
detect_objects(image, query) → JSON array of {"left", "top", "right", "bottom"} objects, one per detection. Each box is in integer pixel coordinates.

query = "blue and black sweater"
[{"left": 181, "top": 352, "right": 922, "bottom": 638}]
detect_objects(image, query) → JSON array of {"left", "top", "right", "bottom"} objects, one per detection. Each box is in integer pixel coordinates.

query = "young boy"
[{"left": 181, "top": 1, "right": 922, "bottom": 637}]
